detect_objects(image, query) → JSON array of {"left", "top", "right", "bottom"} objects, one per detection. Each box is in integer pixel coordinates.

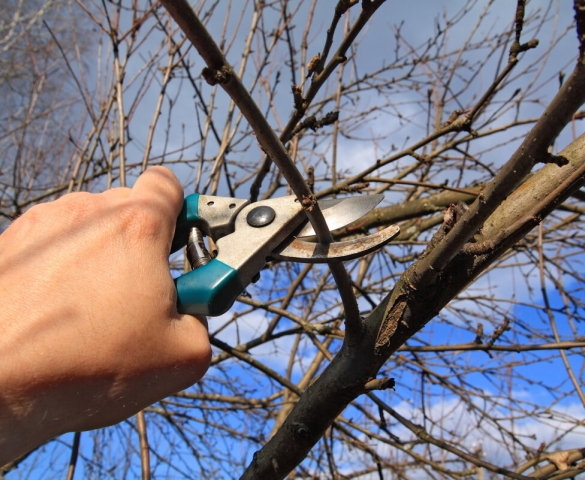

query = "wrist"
[
  {"left": 0, "top": 386, "right": 59, "bottom": 466},
  {"left": 0, "top": 316, "right": 71, "bottom": 466}
]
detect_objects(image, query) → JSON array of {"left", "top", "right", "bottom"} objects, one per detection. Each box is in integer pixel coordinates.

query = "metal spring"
[{"left": 186, "top": 227, "right": 212, "bottom": 270}]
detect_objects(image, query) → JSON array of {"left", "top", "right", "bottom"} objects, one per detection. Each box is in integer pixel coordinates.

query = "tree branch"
[{"left": 159, "top": 0, "right": 363, "bottom": 337}]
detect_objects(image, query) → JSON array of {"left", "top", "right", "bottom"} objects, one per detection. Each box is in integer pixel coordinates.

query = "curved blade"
[
  {"left": 297, "top": 194, "right": 385, "bottom": 237},
  {"left": 274, "top": 224, "right": 400, "bottom": 263}
]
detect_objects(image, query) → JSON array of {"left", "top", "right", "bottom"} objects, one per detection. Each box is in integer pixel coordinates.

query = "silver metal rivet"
[{"left": 247, "top": 206, "right": 276, "bottom": 228}]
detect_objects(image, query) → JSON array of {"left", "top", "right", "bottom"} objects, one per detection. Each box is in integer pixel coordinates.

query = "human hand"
[{"left": 0, "top": 167, "right": 211, "bottom": 465}]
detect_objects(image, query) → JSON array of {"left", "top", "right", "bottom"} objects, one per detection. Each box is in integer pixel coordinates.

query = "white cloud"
[
  {"left": 335, "top": 394, "right": 585, "bottom": 478},
  {"left": 211, "top": 309, "right": 310, "bottom": 374}
]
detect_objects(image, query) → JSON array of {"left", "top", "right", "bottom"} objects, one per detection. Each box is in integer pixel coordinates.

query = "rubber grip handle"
[
  {"left": 174, "top": 258, "right": 244, "bottom": 316},
  {"left": 171, "top": 193, "right": 201, "bottom": 254}
]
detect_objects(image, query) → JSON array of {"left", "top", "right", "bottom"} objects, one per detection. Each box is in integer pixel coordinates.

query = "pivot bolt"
[{"left": 247, "top": 206, "right": 276, "bottom": 227}]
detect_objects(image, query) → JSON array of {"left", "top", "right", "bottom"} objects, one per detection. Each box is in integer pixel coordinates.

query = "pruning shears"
[{"left": 171, "top": 193, "right": 400, "bottom": 316}]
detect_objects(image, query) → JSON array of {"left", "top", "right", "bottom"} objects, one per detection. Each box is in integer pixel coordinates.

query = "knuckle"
[
  {"left": 5, "top": 206, "right": 44, "bottom": 240},
  {"left": 58, "top": 192, "right": 96, "bottom": 221},
  {"left": 13, "top": 193, "right": 97, "bottom": 232},
  {"left": 14, "top": 203, "right": 45, "bottom": 229}
]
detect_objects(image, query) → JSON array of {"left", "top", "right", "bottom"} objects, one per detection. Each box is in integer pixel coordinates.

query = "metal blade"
[
  {"left": 273, "top": 224, "right": 400, "bottom": 263},
  {"left": 297, "top": 194, "right": 384, "bottom": 237}
]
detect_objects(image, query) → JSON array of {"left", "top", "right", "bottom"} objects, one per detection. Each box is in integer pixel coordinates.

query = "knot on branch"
[
  {"left": 473, "top": 322, "right": 484, "bottom": 344},
  {"left": 312, "top": 324, "right": 335, "bottom": 335},
  {"left": 440, "top": 109, "right": 472, "bottom": 132},
  {"left": 462, "top": 239, "right": 496, "bottom": 256},
  {"left": 540, "top": 153, "right": 569, "bottom": 167},
  {"left": 408, "top": 150, "right": 431, "bottom": 163},
  {"left": 292, "top": 111, "right": 339, "bottom": 136},
  {"left": 291, "top": 422, "right": 311, "bottom": 440},
  {"left": 306, "top": 53, "right": 321, "bottom": 78},
  {"left": 442, "top": 202, "right": 469, "bottom": 233},
  {"left": 291, "top": 84, "right": 304, "bottom": 111},
  {"left": 364, "top": 377, "right": 395, "bottom": 392},
  {"left": 336, "top": 0, "right": 359, "bottom": 16},
  {"left": 202, "top": 66, "right": 231, "bottom": 85},
  {"left": 301, "top": 194, "right": 317, "bottom": 212},
  {"left": 486, "top": 317, "right": 510, "bottom": 348},
  {"left": 509, "top": 39, "right": 539, "bottom": 59}
]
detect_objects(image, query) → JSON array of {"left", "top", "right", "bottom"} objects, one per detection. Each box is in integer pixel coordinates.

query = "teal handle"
[
  {"left": 171, "top": 193, "right": 201, "bottom": 253},
  {"left": 175, "top": 258, "right": 244, "bottom": 316}
]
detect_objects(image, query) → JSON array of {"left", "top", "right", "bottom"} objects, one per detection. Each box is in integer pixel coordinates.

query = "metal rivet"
[{"left": 247, "top": 206, "right": 276, "bottom": 228}]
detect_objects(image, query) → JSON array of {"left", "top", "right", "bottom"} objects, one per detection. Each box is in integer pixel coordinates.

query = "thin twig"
[
  {"left": 538, "top": 224, "right": 585, "bottom": 408},
  {"left": 369, "top": 393, "right": 533, "bottom": 480},
  {"left": 136, "top": 411, "right": 151, "bottom": 480},
  {"left": 65, "top": 432, "right": 81, "bottom": 480}
]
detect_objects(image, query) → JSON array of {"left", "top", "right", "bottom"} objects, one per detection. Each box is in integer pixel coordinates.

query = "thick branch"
[
  {"left": 418, "top": 59, "right": 585, "bottom": 281},
  {"left": 239, "top": 110, "right": 585, "bottom": 480}
]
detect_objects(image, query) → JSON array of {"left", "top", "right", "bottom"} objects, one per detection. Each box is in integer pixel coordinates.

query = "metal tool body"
[{"left": 172, "top": 193, "right": 399, "bottom": 316}]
